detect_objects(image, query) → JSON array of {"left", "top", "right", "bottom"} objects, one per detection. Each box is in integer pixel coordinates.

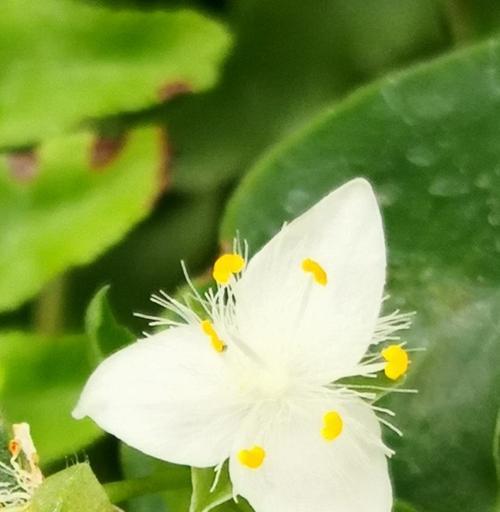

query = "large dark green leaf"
[
  {"left": 385, "top": 290, "right": 500, "bottom": 511},
  {"left": 495, "top": 410, "right": 500, "bottom": 508},
  {"left": 0, "top": 0, "right": 231, "bottom": 148},
  {"left": 0, "top": 127, "right": 164, "bottom": 312},
  {"left": 221, "top": 37, "right": 500, "bottom": 511},
  {"left": 393, "top": 502, "right": 418, "bottom": 512},
  {"left": 0, "top": 332, "right": 101, "bottom": 463}
]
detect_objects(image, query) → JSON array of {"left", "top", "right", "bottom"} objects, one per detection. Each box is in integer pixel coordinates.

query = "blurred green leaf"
[
  {"left": 85, "top": 285, "right": 135, "bottom": 366},
  {"left": 67, "top": 191, "right": 221, "bottom": 331},
  {"left": 165, "top": 0, "right": 447, "bottom": 193},
  {"left": 120, "top": 444, "right": 191, "bottom": 511},
  {"left": 0, "top": 332, "right": 101, "bottom": 463},
  {"left": 0, "top": 0, "right": 231, "bottom": 147},
  {"left": 442, "top": 0, "right": 500, "bottom": 40},
  {"left": 0, "top": 127, "right": 164, "bottom": 313},
  {"left": 29, "top": 463, "right": 114, "bottom": 512},
  {"left": 221, "top": 37, "right": 500, "bottom": 511},
  {"left": 190, "top": 463, "right": 232, "bottom": 512}
]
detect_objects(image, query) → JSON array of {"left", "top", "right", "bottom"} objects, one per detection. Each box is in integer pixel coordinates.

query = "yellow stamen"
[
  {"left": 201, "top": 320, "right": 226, "bottom": 353},
  {"left": 321, "top": 410, "right": 343, "bottom": 441},
  {"left": 238, "top": 446, "right": 266, "bottom": 469},
  {"left": 213, "top": 253, "right": 245, "bottom": 285},
  {"left": 381, "top": 344, "right": 409, "bottom": 380},
  {"left": 301, "top": 258, "right": 328, "bottom": 286}
]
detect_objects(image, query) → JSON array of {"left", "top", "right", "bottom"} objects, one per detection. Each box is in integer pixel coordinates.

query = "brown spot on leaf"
[
  {"left": 90, "top": 134, "right": 126, "bottom": 170},
  {"left": 6, "top": 150, "right": 38, "bottom": 183},
  {"left": 144, "top": 129, "right": 173, "bottom": 211},
  {"left": 158, "top": 80, "right": 193, "bottom": 102},
  {"left": 156, "top": 129, "right": 172, "bottom": 199}
]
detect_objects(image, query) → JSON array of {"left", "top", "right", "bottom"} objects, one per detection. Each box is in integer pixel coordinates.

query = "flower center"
[{"left": 236, "top": 363, "right": 291, "bottom": 402}]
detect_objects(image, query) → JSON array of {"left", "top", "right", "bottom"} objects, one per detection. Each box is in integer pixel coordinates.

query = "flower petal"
[
  {"left": 234, "top": 178, "right": 386, "bottom": 381},
  {"left": 229, "top": 394, "right": 392, "bottom": 512},
  {"left": 73, "top": 325, "right": 246, "bottom": 467}
]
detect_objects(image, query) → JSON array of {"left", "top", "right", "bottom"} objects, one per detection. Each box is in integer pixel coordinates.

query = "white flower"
[
  {"left": 0, "top": 423, "right": 43, "bottom": 510},
  {"left": 73, "top": 178, "right": 413, "bottom": 512}
]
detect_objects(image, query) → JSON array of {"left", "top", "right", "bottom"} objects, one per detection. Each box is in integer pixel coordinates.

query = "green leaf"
[
  {"left": 494, "top": 410, "right": 500, "bottom": 506},
  {"left": 0, "top": 127, "right": 164, "bottom": 313},
  {"left": 119, "top": 444, "right": 191, "bottom": 511},
  {"left": 85, "top": 285, "right": 135, "bottom": 365},
  {"left": 0, "top": 0, "right": 231, "bottom": 147},
  {"left": 29, "top": 463, "right": 114, "bottom": 512},
  {"left": 393, "top": 502, "right": 418, "bottom": 512},
  {"left": 221, "top": 37, "right": 500, "bottom": 511},
  {"left": 165, "top": 0, "right": 447, "bottom": 193},
  {"left": 0, "top": 332, "right": 101, "bottom": 463},
  {"left": 190, "top": 464, "right": 232, "bottom": 512},
  {"left": 385, "top": 290, "right": 500, "bottom": 511}
]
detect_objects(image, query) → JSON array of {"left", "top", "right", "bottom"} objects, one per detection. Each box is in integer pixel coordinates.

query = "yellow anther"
[
  {"left": 238, "top": 446, "right": 266, "bottom": 469},
  {"left": 301, "top": 258, "right": 328, "bottom": 286},
  {"left": 381, "top": 344, "right": 409, "bottom": 381},
  {"left": 201, "top": 320, "right": 226, "bottom": 353},
  {"left": 321, "top": 410, "right": 343, "bottom": 441},
  {"left": 213, "top": 253, "right": 245, "bottom": 285},
  {"left": 8, "top": 439, "right": 20, "bottom": 458}
]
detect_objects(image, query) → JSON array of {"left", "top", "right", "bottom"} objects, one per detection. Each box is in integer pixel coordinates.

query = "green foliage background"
[{"left": 0, "top": 0, "right": 499, "bottom": 511}]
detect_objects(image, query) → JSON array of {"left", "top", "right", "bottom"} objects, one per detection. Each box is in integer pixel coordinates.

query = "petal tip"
[
  {"left": 71, "top": 403, "right": 86, "bottom": 420},
  {"left": 342, "top": 177, "right": 375, "bottom": 195}
]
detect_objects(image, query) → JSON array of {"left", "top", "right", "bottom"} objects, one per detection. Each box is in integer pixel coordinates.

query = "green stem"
[
  {"left": 34, "top": 276, "right": 66, "bottom": 335},
  {"left": 103, "top": 471, "right": 190, "bottom": 504}
]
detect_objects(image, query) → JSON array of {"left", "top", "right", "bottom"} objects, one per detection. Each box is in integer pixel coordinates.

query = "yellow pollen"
[
  {"left": 301, "top": 258, "right": 328, "bottom": 285},
  {"left": 321, "top": 410, "right": 343, "bottom": 441},
  {"left": 238, "top": 446, "right": 266, "bottom": 469},
  {"left": 201, "top": 320, "right": 226, "bottom": 353},
  {"left": 381, "top": 344, "right": 409, "bottom": 380},
  {"left": 213, "top": 253, "right": 245, "bottom": 285}
]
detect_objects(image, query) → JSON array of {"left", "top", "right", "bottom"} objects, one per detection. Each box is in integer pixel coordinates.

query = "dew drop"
[
  {"left": 285, "top": 189, "right": 311, "bottom": 215},
  {"left": 474, "top": 172, "right": 492, "bottom": 190},
  {"left": 406, "top": 145, "right": 437, "bottom": 168},
  {"left": 428, "top": 175, "right": 470, "bottom": 197},
  {"left": 488, "top": 211, "right": 500, "bottom": 227},
  {"left": 377, "top": 183, "right": 401, "bottom": 206}
]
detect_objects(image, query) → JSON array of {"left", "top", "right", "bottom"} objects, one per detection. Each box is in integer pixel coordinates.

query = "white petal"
[
  {"left": 229, "top": 394, "right": 392, "bottom": 512},
  {"left": 234, "top": 178, "right": 386, "bottom": 382},
  {"left": 73, "top": 325, "right": 246, "bottom": 467}
]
